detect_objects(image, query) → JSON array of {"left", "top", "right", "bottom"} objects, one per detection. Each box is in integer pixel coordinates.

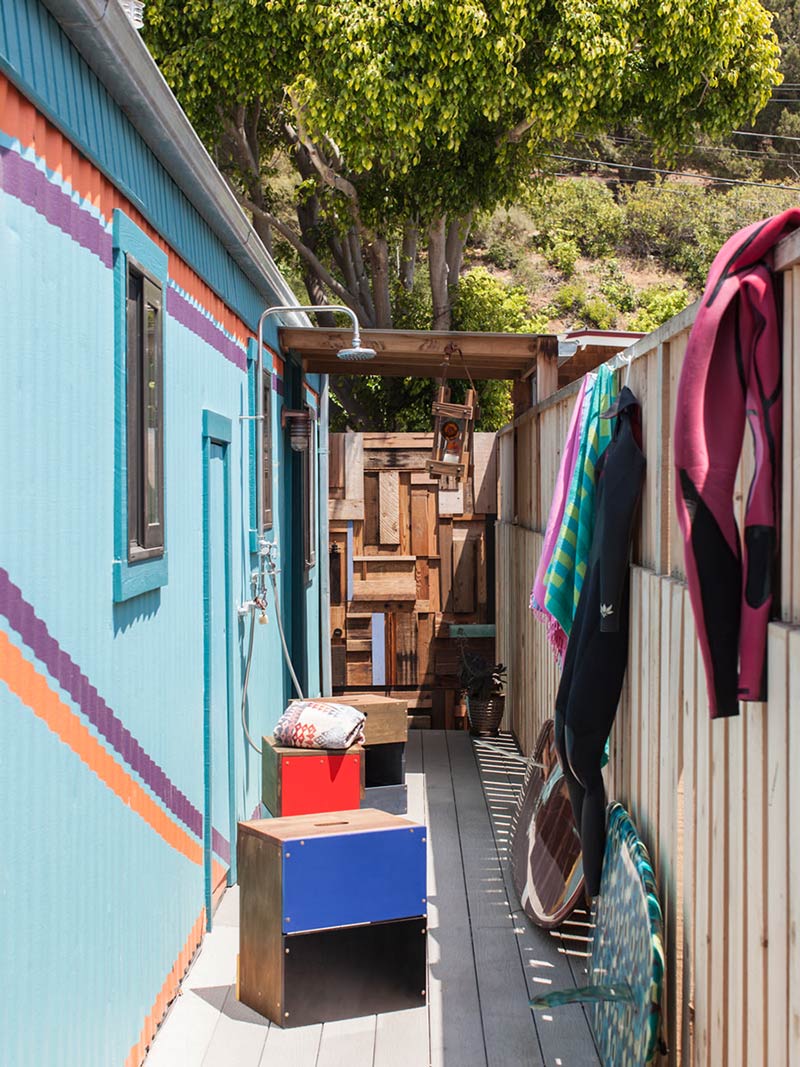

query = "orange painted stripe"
[
  {"left": 124, "top": 910, "right": 206, "bottom": 1067},
  {"left": 0, "top": 74, "right": 251, "bottom": 350},
  {"left": 0, "top": 631, "right": 203, "bottom": 866}
]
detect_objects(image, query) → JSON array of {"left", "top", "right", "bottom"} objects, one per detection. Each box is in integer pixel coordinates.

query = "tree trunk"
[
  {"left": 369, "top": 235, "right": 393, "bottom": 329},
  {"left": 249, "top": 190, "right": 274, "bottom": 255},
  {"left": 400, "top": 221, "right": 418, "bottom": 291},
  {"left": 428, "top": 215, "right": 451, "bottom": 330},
  {"left": 330, "top": 375, "right": 375, "bottom": 430},
  {"left": 349, "top": 229, "right": 376, "bottom": 326},
  {"left": 445, "top": 211, "right": 472, "bottom": 293}
]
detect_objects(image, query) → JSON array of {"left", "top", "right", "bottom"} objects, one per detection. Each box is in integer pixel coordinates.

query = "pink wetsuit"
[{"left": 674, "top": 209, "right": 800, "bottom": 718}]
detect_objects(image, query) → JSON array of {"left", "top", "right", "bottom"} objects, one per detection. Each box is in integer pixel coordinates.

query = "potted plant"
[{"left": 459, "top": 650, "right": 507, "bottom": 737}]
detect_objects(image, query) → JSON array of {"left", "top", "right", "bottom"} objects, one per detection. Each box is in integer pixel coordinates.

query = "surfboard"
[
  {"left": 509, "top": 719, "right": 585, "bottom": 929},
  {"left": 530, "top": 801, "right": 666, "bottom": 1066}
]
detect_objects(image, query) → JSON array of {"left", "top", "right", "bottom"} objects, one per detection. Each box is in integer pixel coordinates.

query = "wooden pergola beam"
[{"left": 279, "top": 327, "right": 549, "bottom": 381}]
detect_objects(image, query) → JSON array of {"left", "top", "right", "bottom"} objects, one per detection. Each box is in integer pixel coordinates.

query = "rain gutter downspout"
[{"left": 319, "top": 375, "right": 333, "bottom": 696}]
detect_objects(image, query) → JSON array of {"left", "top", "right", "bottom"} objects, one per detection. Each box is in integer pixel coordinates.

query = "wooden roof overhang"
[{"left": 277, "top": 327, "right": 559, "bottom": 380}]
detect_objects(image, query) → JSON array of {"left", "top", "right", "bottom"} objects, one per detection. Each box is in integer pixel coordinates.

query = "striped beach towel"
[
  {"left": 530, "top": 374, "right": 595, "bottom": 661},
  {"left": 543, "top": 363, "right": 617, "bottom": 641}
]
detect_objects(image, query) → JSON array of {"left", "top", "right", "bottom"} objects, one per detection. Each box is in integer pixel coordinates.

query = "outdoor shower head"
[
  {"left": 336, "top": 343, "right": 377, "bottom": 361},
  {"left": 336, "top": 322, "right": 376, "bottom": 361}
]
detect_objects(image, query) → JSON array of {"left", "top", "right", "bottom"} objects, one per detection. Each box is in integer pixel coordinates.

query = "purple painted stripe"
[
  {"left": 212, "top": 828, "right": 231, "bottom": 865},
  {"left": 273, "top": 372, "right": 284, "bottom": 397},
  {"left": 167, "top": 287, "right": 247, "bottom": 371},
  {"left": 0, "top": 567, "right": 214, "bottom": 842},
  {"left": 0, "top": 146, "right": 112, "bottom": 267}
]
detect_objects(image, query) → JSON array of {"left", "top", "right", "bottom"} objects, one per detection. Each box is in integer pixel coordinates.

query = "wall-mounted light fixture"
[{"left": 281, "top": 408, "right": 313, "bottom": 452}]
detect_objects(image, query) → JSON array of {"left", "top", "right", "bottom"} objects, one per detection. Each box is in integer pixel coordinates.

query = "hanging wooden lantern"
[{"left": 426, "top": 382, "right": 477, "bottom": 481}]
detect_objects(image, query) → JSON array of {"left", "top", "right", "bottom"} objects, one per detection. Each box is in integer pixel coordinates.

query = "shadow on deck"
[{"left": 144, "top": 731, "right": 600, "bottom": 1067}]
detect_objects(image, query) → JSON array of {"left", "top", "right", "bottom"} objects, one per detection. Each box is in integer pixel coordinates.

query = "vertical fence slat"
[
  {"left": 766, "top": 625, "right": 789, "bottom": 1067},
  {"left": 745, "top": 699, "right": 768, "bottom": 1067},
  {"left": 788, "top": 628, "right": 800, "bottom": 1060},
  {"left": 680, "top": 588, "right": 697, "bottom": 1067},
  {"left": 727, "top": 711, "right": 745, "bottom": 1067},
  {"left": 709, "top": 717, "right": 728, "bottom": 1064},
  {"left": 693, "top": 651, "right": 711, "bottom": 1067}
]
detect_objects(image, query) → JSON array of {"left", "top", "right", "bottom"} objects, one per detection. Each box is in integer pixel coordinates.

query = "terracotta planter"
[{"left": 467, "top": 695, "right": 505, "bottom": 737}]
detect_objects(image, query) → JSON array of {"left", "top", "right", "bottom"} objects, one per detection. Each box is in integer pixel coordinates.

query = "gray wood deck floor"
[{"left": 144, "top": 731, "right": 600, "bottom": 1067}]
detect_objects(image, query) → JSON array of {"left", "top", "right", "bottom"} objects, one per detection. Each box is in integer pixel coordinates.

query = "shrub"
[
  {"left": 620, "top": 179, "right": 798, "bottom": 287},
  {"left": 554, "top": 282, "right": 587, "bottom": 315},
  {"left": 543, "top": 236, "right": 580, "bottom": 277},
  {"left": 451, "top": 266, "right": 538, "bottom": 333},
  {"left": 581, "top": 296, "right": 617, "bottom": 330},
  {"left": 525, "top": 178, "right": 624, "bottom": 258},
  {"left": 599, "top": 259, "right": 637, "bottom": 312},
  {"left": 392, "top": 267, "right": 433, "bottom": 330},
  {"left": 485, "top": 237, "right": 520, "bottom": 269},
  {"left": 628, "top": 286, "right": 691, "bottom": 333}
]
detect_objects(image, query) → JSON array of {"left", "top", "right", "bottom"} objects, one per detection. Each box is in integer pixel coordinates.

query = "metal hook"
[{"left": 621, "top": 350, "right": 633, "bottom": 388}]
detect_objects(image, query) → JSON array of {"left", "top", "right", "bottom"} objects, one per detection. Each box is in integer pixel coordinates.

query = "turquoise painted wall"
[{"left": 0, "top": 114, "right": 322, "bottom": 1067}]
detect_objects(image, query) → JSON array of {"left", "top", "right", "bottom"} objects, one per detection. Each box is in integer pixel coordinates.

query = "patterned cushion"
[{"left": 274, "top": 700, "right": 366, "bottom": 749}]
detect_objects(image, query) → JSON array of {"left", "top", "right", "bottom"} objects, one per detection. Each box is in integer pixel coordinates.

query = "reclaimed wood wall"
[
  {"left": 330, "top": 431, "right": 498, "bottom": 728},
  {"left": 497, "top": 228, "right": 800, "bottom": 1067}
]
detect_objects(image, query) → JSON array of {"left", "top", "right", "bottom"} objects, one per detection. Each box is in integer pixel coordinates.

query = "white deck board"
[
  {"left": 472, "top": 736, "right": 601, "bottom": 1067},
  {"left": 316, "top": 1016, "right": 376, "bottom": 1067},
  {"left": 144, "top": 731, "right": 599, "bottom": 1067}
]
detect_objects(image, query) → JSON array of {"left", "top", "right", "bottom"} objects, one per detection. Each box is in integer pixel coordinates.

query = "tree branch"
[
  {"left": 217, "top": 104, "right": 260, "bottom": 178},
  {"left": 288, "top": 92, "right": 361, "bottom": 207},
  {"left": 237, "top": 195, "right": 359, "bottom": 311},
  {"left": 498, "top": 117, "right": 535, "bottom": 146}
]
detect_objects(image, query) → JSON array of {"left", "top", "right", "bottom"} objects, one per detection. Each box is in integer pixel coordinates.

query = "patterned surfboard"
[
  {"left": 530, "top": 802, "right": 666, "bottom": 1066},
  {"left": 509, "top": 719, "right": 585, "bottom": 929}
]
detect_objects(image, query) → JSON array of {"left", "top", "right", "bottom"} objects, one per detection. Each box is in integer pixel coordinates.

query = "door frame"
[{"left": 202, "top": 410, "right": 236, "bottom": 931}]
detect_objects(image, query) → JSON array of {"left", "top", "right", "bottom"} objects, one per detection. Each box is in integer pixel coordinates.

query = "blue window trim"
[
  {"left": 201, "top": 410, "right": 236, "bottom": 919},
  {"left": 112, "top": 210, "right": 169, "bottom": 602},
  {"left": 246, "top": 340, "right": 259, "bottom": 556}
]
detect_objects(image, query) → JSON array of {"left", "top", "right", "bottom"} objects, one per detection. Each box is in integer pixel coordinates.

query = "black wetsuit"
[{"left": 554, "top": 386, "right": 645, "bottom": 897}]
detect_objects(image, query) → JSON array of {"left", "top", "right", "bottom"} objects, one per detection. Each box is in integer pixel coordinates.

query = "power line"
[
  {"left": 732, "top": 129, "right": 800, "bottom": 144},
  {"left": 591, "top": 132, "right": 800, "bottom": 163},
  {"left": 545, "top": 153, "right": 800, "bottom": 192}
]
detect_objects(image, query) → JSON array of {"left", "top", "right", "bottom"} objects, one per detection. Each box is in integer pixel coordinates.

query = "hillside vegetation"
[{"left": 428, "top": 177, "right": 799, "bottom": 336}]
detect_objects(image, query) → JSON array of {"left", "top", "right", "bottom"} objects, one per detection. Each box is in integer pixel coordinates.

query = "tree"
[{"left": 144, "top": 0, "right": 779, "bottom": 330}]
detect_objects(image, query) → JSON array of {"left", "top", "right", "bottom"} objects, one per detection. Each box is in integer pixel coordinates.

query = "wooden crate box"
[
  {"left": 238, "top": 809, "right": 427, "bottom": 1025},
  {"left": 261, "top": 738, "right": 362, "bottom": 818}
]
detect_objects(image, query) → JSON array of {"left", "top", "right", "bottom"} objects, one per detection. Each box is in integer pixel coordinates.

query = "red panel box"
[{"left": 261, "top": 737, "right": 362, "bottom": 817}]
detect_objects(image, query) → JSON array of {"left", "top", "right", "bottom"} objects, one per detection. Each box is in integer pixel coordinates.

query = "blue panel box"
[{"left": 238, "top": 808, "right": 427, "bottom": 934}]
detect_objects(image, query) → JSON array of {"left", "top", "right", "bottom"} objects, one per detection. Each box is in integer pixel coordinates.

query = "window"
[
  {"left": 261, "top": 364, "right": 273, "bottom": 531},
  {"left": 112, "top": 210, "right": 168, "bottom": 602},
  {"left": 126, "top": 260, "right": 164, "bottom": 560},
  {"left": 247, "top": 339, "right": 274, "bottom": 551},
  {"left": 303, "top": 406, "right": 317, "bottom": 571}
]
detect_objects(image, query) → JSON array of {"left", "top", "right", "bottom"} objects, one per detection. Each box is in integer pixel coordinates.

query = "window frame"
[
  {"left": 261, "top": 360, "right": 274, "bottom": 532},
  {"left": 112, "top": 210, "right": 169, "bottom": 603},
  {"left": 126, "top": 256, "right": 165, "bottom": 562},
  {"left": 303, "top": 404, "right": 317, "bottom": 573},
  {"left": 247, "top": 339, "right": 275, "bottom": 554}
]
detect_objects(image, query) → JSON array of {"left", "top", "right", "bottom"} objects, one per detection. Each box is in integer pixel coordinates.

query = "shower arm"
[{"left": 255, "top": 304, "right": 363, "bottom": 546}]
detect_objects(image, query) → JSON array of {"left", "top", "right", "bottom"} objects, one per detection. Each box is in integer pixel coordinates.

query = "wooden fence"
[{"left": 496, "top": 229, "right": 800, "bottom": 1066}]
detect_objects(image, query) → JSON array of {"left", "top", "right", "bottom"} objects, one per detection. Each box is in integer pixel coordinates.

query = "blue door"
[{"left": 202, "top": 414, "right": 235, "bottom": 929}]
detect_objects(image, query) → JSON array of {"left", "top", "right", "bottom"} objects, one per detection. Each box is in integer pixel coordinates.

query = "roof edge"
[{"left": 40, "top": 0, "right": 308, "bottom": 326}]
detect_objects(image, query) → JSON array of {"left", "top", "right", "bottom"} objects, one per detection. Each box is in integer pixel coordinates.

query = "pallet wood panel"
[
  {"left": 496, "top": 252, "right": 800, "bottom": 1067},
  {"left": 331, "top": 432, "right": 496, "bottom": 726}
]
